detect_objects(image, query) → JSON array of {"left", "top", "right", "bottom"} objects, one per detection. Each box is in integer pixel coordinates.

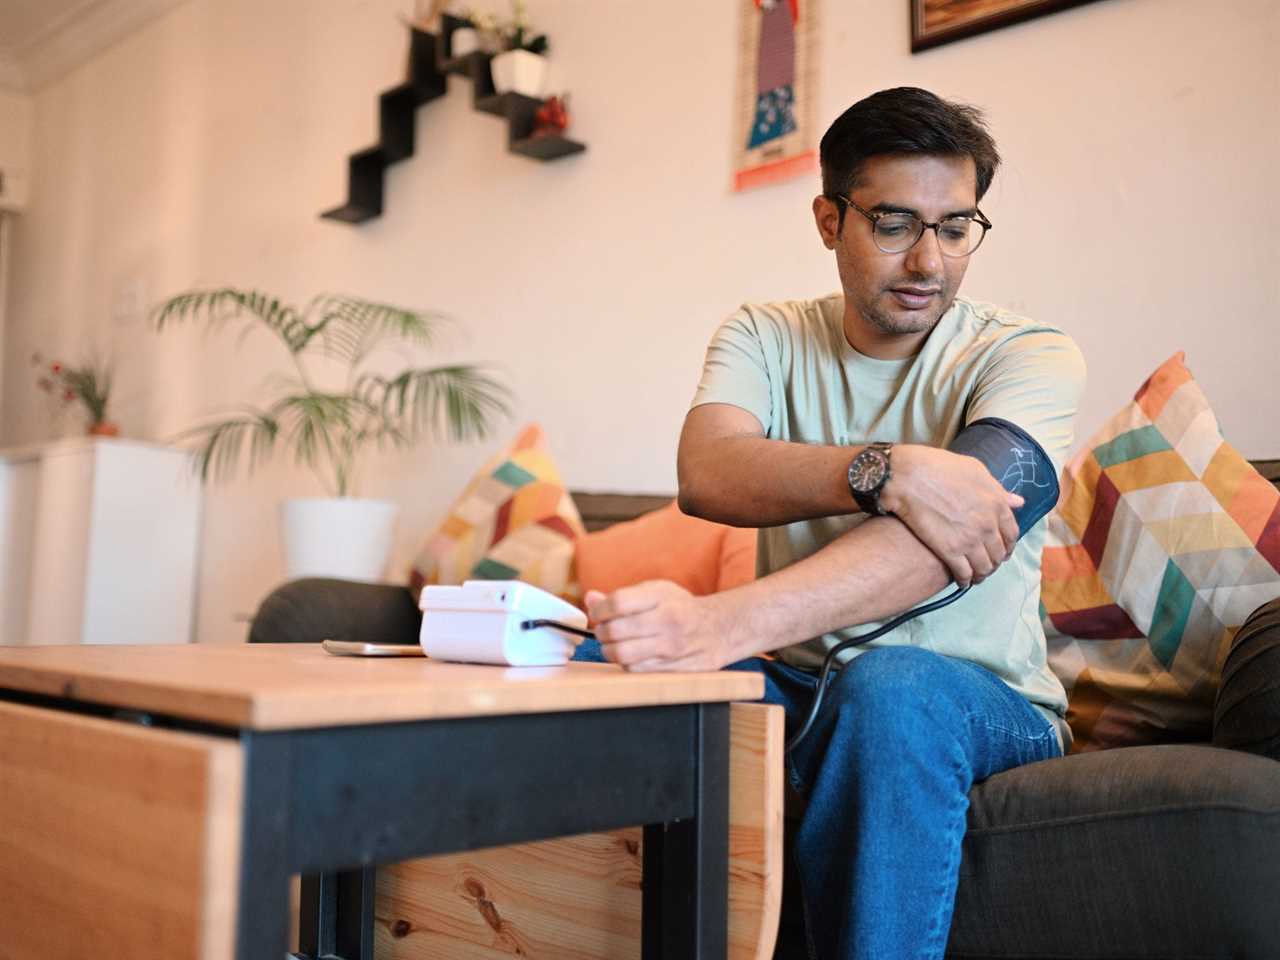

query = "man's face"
[{"left": 814, "top": 154, "right": 979, "bottom": 355}]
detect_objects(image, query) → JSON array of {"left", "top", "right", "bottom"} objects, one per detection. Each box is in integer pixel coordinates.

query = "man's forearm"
[
  {"left": 679, "top": 435, "right": 864, "bottom": 526},
  {"left": 715, "top": 514, "right": 952, "bottom": 663}
]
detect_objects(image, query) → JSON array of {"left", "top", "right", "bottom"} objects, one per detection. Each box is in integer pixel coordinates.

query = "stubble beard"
[
  {"left": 858, "top": 287, "right": 954, "bottom": 338},
  {"left": 863, "top": 303, "right": 938, "bottom": 336}
]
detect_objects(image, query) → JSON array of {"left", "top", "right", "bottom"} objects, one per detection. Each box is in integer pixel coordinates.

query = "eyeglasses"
[{"left": 832, "top": 195, "right": 992, "bottom": 258}]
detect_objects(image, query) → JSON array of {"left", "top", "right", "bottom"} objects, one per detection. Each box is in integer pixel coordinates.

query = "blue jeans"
[{"left": 573, "top": 640, "right": 1061, "bottom": 960}]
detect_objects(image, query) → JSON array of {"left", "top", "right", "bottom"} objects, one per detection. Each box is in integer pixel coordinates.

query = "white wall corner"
[{"left": 10, "top": 0, "right": 190, "bottom": 93}]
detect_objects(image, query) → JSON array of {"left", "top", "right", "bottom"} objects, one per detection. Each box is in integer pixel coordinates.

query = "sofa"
[{"left": 251, "top": 456, "right": 1280, "bottom": 959}]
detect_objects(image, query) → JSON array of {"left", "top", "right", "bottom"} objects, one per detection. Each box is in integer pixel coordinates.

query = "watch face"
[{"left": 849, "top": 450, "right": 888, "bottom": 493}]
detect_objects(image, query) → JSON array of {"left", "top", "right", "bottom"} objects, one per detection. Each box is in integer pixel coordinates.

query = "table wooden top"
[{"left": 0, "top": 643, "right": 764, "bottom": 731}]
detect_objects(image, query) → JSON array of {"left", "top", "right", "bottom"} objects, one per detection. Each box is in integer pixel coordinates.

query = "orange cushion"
[{"left": 576, "top": 501, "right": 757, "bottom": 597}]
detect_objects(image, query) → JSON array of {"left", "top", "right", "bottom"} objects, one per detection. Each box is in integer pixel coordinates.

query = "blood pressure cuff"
[{"left": 947, "top": 417, "right": 1060, "bottom": 538}]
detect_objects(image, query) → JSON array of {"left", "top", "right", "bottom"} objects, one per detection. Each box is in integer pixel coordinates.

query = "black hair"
[{"left": 819, "top": 87, "right": 1000, "bottom": 202}]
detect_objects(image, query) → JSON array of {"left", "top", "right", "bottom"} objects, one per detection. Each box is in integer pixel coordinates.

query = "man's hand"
[
  {"left": 880, "top": 445, "right": 1023, "bottom": 588},
  {"left": 584, "top": 581, "right": 737, "bottom": 672}
]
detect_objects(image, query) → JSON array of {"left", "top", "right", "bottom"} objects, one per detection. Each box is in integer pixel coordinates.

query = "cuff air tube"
[
  {"left": 786, "top": 417, "right": 1060, "bottom": 755},
  {"left": 947, "top": 417, "right": 1060, "bottom": 537}
]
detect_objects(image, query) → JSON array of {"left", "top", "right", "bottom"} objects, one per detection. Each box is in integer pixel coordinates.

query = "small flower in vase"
[{"left": 30, "top": 351, "right": 117, "bottom": 436}]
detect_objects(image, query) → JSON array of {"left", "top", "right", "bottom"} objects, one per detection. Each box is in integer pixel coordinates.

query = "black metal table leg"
[
  {"left": 337, "top": 867, "right": 377, "bottom": 958},
  {"left": 237, "top": 732, "right": 293, "bottom": 960},
  {"left": 297, "top": 868, "right": 375, "bottom": 960},
  {"left": 297, "top": 873, "right": 338, "bottom": 957},
  {"left": 642, "top": 703, "right": 731, "bottom": 960}
]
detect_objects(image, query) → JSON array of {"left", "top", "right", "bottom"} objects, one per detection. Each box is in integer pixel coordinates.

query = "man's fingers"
[
  {"left": 947, "top": 555, "right": 974, "bottom": 589},
  {"left": 583, "top": 590, "right": 607, "bottom": 624},
  {"left": 587, "top": 584, "right": 662, "bottom": 624},
  {"left": 594, "top": 609, "right": 662, "bottom": 644},
  {"left": 998, "top": 507, "right": 1020, "bottom": 555},
  {"left": 978, "top": 535, "right": 1005, "bottom": 583},
  {"left": 583, "top": 590, "right": 607, "bottom": 619},
  {"left": 971, "top": 544, "right": 997, "bottom": 583},
  {"left": 600, "top": 635, "right": 664, "bottom": 667},
  {"left": 627, "top": 653, "right": 707, "bottom": 673}
]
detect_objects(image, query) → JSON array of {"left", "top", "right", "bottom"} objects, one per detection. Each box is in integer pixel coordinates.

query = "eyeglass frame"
[{"left": 830, "top": 194, "right": 993, "bottom": 257}]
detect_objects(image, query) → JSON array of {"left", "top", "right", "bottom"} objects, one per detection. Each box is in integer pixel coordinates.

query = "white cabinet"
[{"left": 0, "top": 438, "right": 202, "bottom": 645}]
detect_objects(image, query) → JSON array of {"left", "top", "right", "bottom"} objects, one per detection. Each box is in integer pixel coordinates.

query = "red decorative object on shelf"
[{"left": 532, "top": 94, "right": 570, "bottom": 138}]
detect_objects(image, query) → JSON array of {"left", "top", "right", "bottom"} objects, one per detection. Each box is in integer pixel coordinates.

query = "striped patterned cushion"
[
  {"left": 408, "top": 424, "right": 586, "bottom": 602},
  {"left": 1043, "top": 353, "right": 1280, "bottom": 751}
]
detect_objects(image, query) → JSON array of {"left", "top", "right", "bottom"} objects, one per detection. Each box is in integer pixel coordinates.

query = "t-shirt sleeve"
[
  {"left": 689, "top": 308, "right": 774, "bottom": 432},
  {"left": 964, "top": 328, "right": 1087, "bottom": 475}
]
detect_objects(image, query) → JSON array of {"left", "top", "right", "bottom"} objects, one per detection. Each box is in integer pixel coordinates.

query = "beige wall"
[
  {"left": 2, "top": 0, "right": 1277, "bottom": 643},
  {"left": 0, "top": 88, "right": 33, "bottom": 184}
]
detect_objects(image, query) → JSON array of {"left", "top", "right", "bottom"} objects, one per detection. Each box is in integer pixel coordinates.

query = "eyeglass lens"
[{"left": 874, "top": 214, "right": 984, "bottom": 256}]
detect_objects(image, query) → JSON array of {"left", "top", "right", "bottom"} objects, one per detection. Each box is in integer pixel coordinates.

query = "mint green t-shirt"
[{"left": 691, "top": 293, "right": 1087, "bottom": 743}]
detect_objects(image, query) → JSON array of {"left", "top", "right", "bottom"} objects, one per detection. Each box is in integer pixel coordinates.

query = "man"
[{"left": 578, "top": 87, "right": 1085, "bottom": 959}]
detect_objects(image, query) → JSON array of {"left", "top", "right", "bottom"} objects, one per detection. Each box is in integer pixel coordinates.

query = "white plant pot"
[
  {"left": 450, "top": 27, "right": 479, "bottom": 57},
  {"left": 281, "top": 498, "right": 398, "bottom": 583},
  {"left": 490, "top": 49, "right": 548, "bottom": 98}
]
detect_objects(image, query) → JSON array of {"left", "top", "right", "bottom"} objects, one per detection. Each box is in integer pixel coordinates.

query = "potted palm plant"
[{"left": 154, "top": 289, "right": 511, "bottom": 582}]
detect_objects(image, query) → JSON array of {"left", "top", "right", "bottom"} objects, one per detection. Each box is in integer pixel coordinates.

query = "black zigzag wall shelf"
[{"left": 322, "top": 14, "right": 587, "bottom": 225}]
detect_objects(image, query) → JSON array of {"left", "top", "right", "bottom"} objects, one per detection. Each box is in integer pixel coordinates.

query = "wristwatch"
[{"left": 847, "top": 442, "right": 893, "bottom": 516}]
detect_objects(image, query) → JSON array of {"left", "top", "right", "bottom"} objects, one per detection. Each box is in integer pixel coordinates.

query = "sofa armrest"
[
  {"left": 1214, "top": 597, "right": 1280, "bottom": 760},
  {"left": 248, "top": 578, "right": 421, "bottom": 645}
]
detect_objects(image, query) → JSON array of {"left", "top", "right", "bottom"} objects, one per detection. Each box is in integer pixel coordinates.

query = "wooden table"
[{"left": 0, "top": 643, "right": 762, "bottom": 960}]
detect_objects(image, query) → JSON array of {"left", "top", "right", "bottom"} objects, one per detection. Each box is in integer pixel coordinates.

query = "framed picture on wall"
[
  {"left": 732, "top": 0, "right": 821, "bottom": 192},
  {"left": 911, "top": 0, "right": 1107, "bottom": 52}
]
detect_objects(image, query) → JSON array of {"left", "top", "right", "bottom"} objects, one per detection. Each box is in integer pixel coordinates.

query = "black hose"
[
  {"left": 785, "top": 585, "right": 970, "bottom": 754},
  {"left": 521, "top": 618, "right": 597, "bottom": 640}
]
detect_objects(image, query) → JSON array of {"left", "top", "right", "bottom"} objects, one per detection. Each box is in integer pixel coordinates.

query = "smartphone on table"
[{"left": 321, "top": 639, "right": 426, "bottom": 657}]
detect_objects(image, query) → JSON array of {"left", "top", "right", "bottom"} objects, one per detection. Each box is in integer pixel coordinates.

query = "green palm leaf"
[
  {"left": 178, "top": 409, "right": 280, "bottom": 483},
  {"left": 153, "top": 289, "right": 318, "bottom": 354},
  {"left": 309, "top": 295, "right": 445, "bottom": 367},
  {"left": 265, "top": 393, "right": 361, "bottom": 469},
  {"left": 356, "top": 366, "right": 512, "bottom": 443}
]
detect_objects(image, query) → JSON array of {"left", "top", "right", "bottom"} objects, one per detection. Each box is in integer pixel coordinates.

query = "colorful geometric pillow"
[
  {"left": 408, "top": 424, "right": 586, "bottom": 602},
  {"left": 1043, "top": 353, "right": 1280, "bottom": 751},
  {"left": 575, "top": 501, "right": 757, "bottom": 597}
]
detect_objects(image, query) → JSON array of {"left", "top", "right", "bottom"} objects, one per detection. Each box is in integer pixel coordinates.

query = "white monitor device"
[{"left": 418, "top": 580, "right": 590, "bottom": 666}]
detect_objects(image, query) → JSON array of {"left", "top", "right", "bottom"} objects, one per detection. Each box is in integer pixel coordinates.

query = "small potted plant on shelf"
[
  {"left": 407, "top": 0, "right": 483, "bottom": 53},
  {"left": 30, "top": 351, "right": 117, "bottom": 436},
  {"left": 153, "top": 289, "right": 512, "bottom": 583},
  {"left": 442, "top": 1, "right": 482, "bottom": 57},
  {"left": 477, "top": 1, "right": 550, "bottom": 97}
]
